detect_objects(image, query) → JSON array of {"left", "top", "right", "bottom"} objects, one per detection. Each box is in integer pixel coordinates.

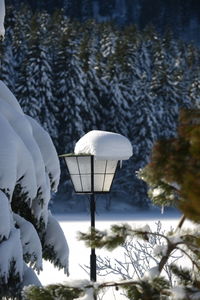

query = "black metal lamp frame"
[
  {"left": 61, "top": 154, "right": 118, "bottom": 283},
  {"left": 89, "top": 155, "right": 96, "bottom": 282},
  {"left": 61, "top": 154, "right": 117, "bottom": 194}
]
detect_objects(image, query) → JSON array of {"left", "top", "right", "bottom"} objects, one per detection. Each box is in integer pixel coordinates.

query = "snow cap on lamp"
[{"left": 74, "top": 130, "right": 133, "bottom": 160}]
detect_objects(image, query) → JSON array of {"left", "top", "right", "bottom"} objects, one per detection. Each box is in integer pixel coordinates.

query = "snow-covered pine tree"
[
  {"left": 0, "top": 5, "right": 68, "bottom": 297},
  {"left": 0, "top": 39, "right": 15, "bottom": 91},
  {"left": 47, "top": 8, "right": 67, "bottom": 62},
  {"left": 10, "top": 3, "right": 32, "bottom": 80},
  {"left": 16, "top": 13, "right": 58, "bottom": 143},
  {"left": 128, "top": 37, "right": 158, "bottom": 169},
  {"left": 77, "top": 21, "right": 104, "bottom": 133},
  {"left": 98, "top": 24, "right": 128, "bottom": 134},
  {"left": 0, "top": 81, "right": 69, "bottom": 298},
  {"left": 130, "top": 86, "right": 157, "bottom": 169},
  {"left": 189, "top": 67, "right": 200, "bottom": 109},
  {"left": 151, "top": 34, "right": 190, "bottom": 139},
  {"left": 183, "top": 43, "right": 200, "bottom": 110},
  {"left": 53, "top": 23, "right": 86, "bottom": 154},
  {"left": 0, "top": 3, "right": 18, "bottom": 91}
]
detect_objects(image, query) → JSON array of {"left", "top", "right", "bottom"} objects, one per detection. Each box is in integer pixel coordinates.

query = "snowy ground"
[{"left": 38, "top": 210, "right": 186, "bottom": 299}]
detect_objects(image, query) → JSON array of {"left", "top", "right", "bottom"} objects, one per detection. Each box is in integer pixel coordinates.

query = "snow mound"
[{"left": 74, "top": 130, "right": 132, "bottom": 160}]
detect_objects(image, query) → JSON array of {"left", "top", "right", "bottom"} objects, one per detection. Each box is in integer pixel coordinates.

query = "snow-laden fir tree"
[
  {"left": 98, "top": 24, "right": 130, "bottom": 135},
  {"left": 76, "top": 21, "right": 100, "bottom": 133},
  {"left": 189, "top": 67, "right": 200, "bottom": 109},
  {"left": 0, "top": 79, "right": 69, "bottom": 299},
  {"left": 128, "top": 39, "right": 158, "bottom": 169},
  {"left": 16, "top": 13, "right": 58, "bottom": 143},
  {"left": 102, "top": 41, "right": 131, "bottom": 136},
  {"left": 151, "top": 35, "right": 191, "bottom": 139},
  {"left": 0, "top": 39, "right": 15, "bottom": 91},
  {"left": 9, "top": 4, "right": 32, "bottom": 76},
  {"left": 99, "top": 22, "right": 117, "bottom": 59},
  {"left": 0, "top": 4, "right": 68, "bottom": 297},
  {"left": 53, "top": 23, "right": 87, "bottom": 154}
]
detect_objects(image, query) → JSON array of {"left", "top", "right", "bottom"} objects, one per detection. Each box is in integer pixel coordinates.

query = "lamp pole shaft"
[{"left": 90, "top": 193, "right": 96, "bottom": 282}]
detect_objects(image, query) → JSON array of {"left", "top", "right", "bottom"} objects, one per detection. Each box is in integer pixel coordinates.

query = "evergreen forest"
[
  {"left": 1, "top": 3, "right": 200, "bottom": 210},
  {"left": 7, "top": 0, "right": 200, "bottom": 45}
]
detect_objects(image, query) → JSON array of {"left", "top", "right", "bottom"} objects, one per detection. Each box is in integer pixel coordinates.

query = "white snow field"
[{"left": 38, "top": 210, "right": 184, "bottom": 300}]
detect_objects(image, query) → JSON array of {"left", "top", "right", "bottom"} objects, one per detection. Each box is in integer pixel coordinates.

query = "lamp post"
[{"left": 60, "top": 153, "right": 118, "bottom": 282}]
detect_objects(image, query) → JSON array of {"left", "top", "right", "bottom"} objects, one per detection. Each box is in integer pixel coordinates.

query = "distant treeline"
[
  {"left": 1, "top": 4, "right": 200, "bottom": 208},
  {"left": 6, "top": 0, "right": 200, "bottom": 44}
]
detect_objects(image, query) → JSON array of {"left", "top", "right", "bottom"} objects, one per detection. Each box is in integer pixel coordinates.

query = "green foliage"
[
  {"left": 79, "top": 223, "right": 151, "bottom": 251},
  {"left": 170, "top": 265, "right": 193, "bottom": 286},
  {"left": 0, "top": 261, "right": 22, "bottom": 300},
  {"left": 124, "top": 277, "right": 170, "bottom": 300},
  {"left": 22, "top": 284, "right": 84, "bottom": 300},
  {"left": 42, "top": 244, "right": 66, "bottom": 272},
  {"left": 79, "top": 219, "right": 200, "bottom": 298},
  {"left": 139, "top": 109, "right": 200, "bottom": 222}
]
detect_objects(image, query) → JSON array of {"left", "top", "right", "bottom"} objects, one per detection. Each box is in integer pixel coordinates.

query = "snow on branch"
[
  {"left": 27, "top": 116, "right": 60, "bottom": 192},
  {"left": 13, "top": 214, "right": 43, "bottom": 272},
  {"left": 0, "top": 228, "right": 23, "bottom": 284},
  {"left": 43, "top": 212, "right": 69, "bottom": 275},
  {"left": 21, "top": 263, "right": 42, "bottom": 288},
  {"left": 79, "top": 219, "right": 200, "bottom": 278},
  {"left": 0, "top": 112, "right": 32, "bottom": 200},
  {"left": 0, "top": 81, "right": 61, "bottom": 226}
]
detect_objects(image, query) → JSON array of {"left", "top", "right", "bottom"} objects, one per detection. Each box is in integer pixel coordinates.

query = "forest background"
[{"left": 1, "top": 0, "right": 200, "bottom": 211}]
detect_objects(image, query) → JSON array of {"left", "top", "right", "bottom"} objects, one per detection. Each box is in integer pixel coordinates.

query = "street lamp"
[
  {"left": 60, "top": 129, "right": 132, "bottom": 285},
  {"left": 60, "top": 153, "right": 119, "bottom": 282}
]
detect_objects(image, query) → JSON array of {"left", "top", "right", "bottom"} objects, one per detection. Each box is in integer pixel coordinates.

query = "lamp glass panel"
[
  {"left": 106, "top": 160, "right": 118, "bottom": 173},
  {"left": 94, "top": 160, "right": 106, "bottom": 174},
  {"left": 103, "top": 174, "right": 115, "bottom": 192},
  {"left": 71, "top": 175, "right": 82, "bottom": 192},
  {"left": 78, "top": 156, "right": 91, "bottom": 174},
  {"left": 81, "top": 175, "right": 91, "bottom": 192},
  {"left": 94, "top": 174, "right": 104, "bottom": 192},
  {"left": 65, "top": 157, "right": 79, "bottom": 174}
]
